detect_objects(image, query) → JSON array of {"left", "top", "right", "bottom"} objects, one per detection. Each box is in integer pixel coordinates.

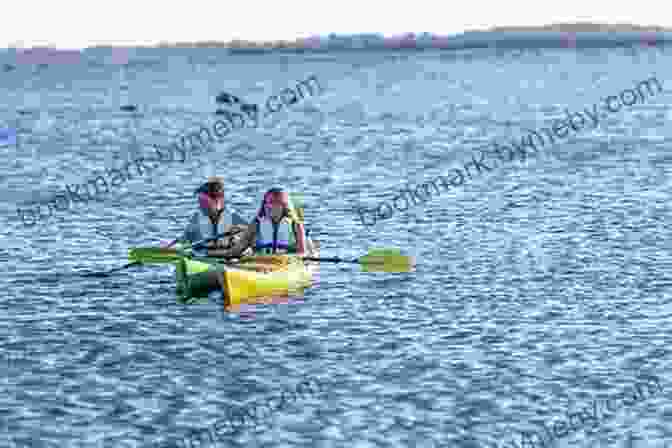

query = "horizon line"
[{"left": 3, "top": 22, "right": 672, "bottom": 51}]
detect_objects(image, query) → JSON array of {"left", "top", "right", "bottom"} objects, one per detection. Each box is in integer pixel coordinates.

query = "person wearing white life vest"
[
  {"left": 182, "top": 176, "right": 247, "bottom": 255},
  {"left": 214, "top": 188, "right": 314, "bottom": 258}
]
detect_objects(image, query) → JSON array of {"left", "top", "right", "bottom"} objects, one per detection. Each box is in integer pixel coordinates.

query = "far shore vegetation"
[
  {"left": 486, "top": 23, "right": 672, "bottom": 33},
  {"left": 5, "top": 23, "right": 671, "bottom": 52},
  {"left": 150, "top": 23, "right": 672, "bottom": 49}
]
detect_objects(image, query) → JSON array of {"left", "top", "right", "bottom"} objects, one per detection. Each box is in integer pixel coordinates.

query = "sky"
[{"left": 1, "top": 0, "right": 669, "bottom": 50}]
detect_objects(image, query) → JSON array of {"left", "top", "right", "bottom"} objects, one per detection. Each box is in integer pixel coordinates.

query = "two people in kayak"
[
  {"left": 182, "top": 177, "right": 315, "bottom": 259},
  {"left": 179, "top": 177, "right": 316, "bottom": 302}
]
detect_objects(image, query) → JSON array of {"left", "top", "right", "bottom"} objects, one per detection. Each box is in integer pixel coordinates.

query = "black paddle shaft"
[
  {"left": 81, "top": 261, "right": 142, "bottom": 278},
  {"left": 301, "top": 257, "right": 357, "bottom": 263},
  {"left": 192, "top": 228, "right": 244, "bottom": 250}
]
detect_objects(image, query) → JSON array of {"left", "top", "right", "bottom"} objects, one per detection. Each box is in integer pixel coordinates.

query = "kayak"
[
  {"left": 126, "top": 242, "right": 413, "bottom": 312},
  {"left": 175, "top": 241, "right": 320, "bottom": 306}
]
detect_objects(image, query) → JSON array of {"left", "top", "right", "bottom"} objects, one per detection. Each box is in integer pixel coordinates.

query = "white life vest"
[
  {"left": 185, "top": 209, "right": 234, "bottom": 244},
  {"left": 254, "top": 216, "right": 297, "bottom": 254}
]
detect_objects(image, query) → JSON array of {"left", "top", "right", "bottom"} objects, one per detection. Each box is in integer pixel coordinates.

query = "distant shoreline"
[
  {"left": 3, "top": 23, "right": 672, "bottom": 53},
  {"left": 483, "top": 23, "right": 672, "bottom": 33},
  {"left": 107, "top": 23, "right": 672, "bottom": 49},
  {"left": 158, "top": 29, "right": 672, "bottom": 54},
  {"left": 151, "top": 23, "right": 672, "bottom": 51}
]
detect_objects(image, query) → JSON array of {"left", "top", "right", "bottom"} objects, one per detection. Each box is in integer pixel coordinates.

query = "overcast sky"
[{"left": 1, "top": 0, "right": 668, "bottom": 49}]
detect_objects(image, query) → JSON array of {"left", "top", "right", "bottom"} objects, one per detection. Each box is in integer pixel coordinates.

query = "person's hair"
[
  {"left": 256, "top": 188, "right": 299, "bottom": 221},
  {"left": 196, "top": 178, "right": 225, "bottom": 212},
  {"left": 207, "top": 180, "right": 224, "bottom": 196},
  {"left": 195, "top": 177, "right": 224, "bottom": 197}
]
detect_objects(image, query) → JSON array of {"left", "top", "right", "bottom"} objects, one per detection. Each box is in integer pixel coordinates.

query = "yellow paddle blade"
[
  {"left": 128, "top": 247, "right": 182, "bottom": 264},
  {"left": 360, "top": 249, "right": 415, "bottom": 273}
]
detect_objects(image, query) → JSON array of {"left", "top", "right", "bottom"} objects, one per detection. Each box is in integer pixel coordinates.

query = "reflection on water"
[{"left": 0, "top": 44, "right": 670, "bottom": 448}]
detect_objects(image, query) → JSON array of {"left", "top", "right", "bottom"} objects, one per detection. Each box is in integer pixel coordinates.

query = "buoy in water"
[{"left": 216, "top": 92, "right": 243, "bottom": 105}]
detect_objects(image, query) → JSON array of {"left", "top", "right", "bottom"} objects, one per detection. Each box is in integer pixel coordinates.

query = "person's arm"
[
  {"left": 207, "top": 212, "right": 238, "bottom": 249},
  {"left": 304, "top": 238, "right": 315, "bottom": 257},
  {"left": 293, "top": 222, "right": 307, "bottom": 256},
  {"left": 182, "top": 213, "right": 200, "bottom": 244},
  {"left": 209, "top": 222, "right": 237, "bottom": 249},
  {"left": 208, "top": 220, "right": 256, "bottom": 257}
]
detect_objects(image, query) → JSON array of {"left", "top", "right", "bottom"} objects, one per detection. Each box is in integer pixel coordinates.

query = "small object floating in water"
[
  {"left": 216, "top": 103, "right": 256, "bottom": 116},
  {"left": 216, "top": 92, "right": 243, "bottom": 105},
  {"left": 241, "top": 103, "right": 258, "bottom": 114},
  {"left": 120, "top": 105, "right": 137, "bottom": 112}
]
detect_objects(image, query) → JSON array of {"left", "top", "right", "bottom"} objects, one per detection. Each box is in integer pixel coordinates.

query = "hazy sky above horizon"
[{"left": 2, "top": 0, "right": 669, "bottom": 49}]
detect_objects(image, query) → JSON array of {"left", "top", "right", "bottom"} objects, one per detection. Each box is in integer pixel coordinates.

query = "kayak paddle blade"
[
  {"left": 128, "top": 247, "right": 183, "bottom": 264},
  {"left": 360, "top": 249, "right": 415, "bottom": 273}
]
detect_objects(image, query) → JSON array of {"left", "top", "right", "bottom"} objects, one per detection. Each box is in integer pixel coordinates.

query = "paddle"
[
  {"left": 201, "top": 249, "right": 415, "bottom": 273},
  {"left": 192, "top": 227, "right": 245, "bottom": 250},
  {"left": 129, "top": 246, "right": 413, "bottom": 273},
  {"left": 128, "top": 228, "right": 245, "bottom": 265},
  {"left": 80, "top": 261, "right": 143, "bottom": 277},
  {"left": 302, "top": 249, "right": 414, "bottom": 273},
  {"left": 85, "top": 229, "right": 245, "bottom": 277}
]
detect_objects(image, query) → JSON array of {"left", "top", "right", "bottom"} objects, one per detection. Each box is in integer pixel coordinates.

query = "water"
[{"left": 0, "top": 45, "right": 670, "bottom": 448}]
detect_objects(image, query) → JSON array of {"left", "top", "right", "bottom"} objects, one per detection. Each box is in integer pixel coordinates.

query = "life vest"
[
  {"left": 187, "top": 208, "right": 234, "bottom": 244},
  {"left": 254, "top": 216, "right": 298, "bottom": 255}
]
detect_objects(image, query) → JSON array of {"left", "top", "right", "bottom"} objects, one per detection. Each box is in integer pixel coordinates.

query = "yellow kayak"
[{"left": 175, "top": 242, "right": 320, "bottom": 306}]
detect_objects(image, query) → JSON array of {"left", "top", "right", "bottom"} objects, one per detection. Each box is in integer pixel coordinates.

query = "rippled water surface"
[{"left": 1, "top": 46, "right": 671, "bottom": 448}]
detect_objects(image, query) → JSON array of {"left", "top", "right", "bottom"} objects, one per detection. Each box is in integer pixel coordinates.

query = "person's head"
[
  {"left": 257, "top": 188, "right": 296, "bottom": 222},
  {"left": 197, "top": 176, "right": 225, "bottom": 216}
]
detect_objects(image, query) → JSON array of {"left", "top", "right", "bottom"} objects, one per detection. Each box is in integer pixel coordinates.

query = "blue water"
[{"left": 1, "top": 45, "right": 671, "bottom": 448}]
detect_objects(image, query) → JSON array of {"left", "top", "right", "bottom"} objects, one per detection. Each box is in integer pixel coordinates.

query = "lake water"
[{"left": 0, "top": 44, "right": 670, "bottom": 448}]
